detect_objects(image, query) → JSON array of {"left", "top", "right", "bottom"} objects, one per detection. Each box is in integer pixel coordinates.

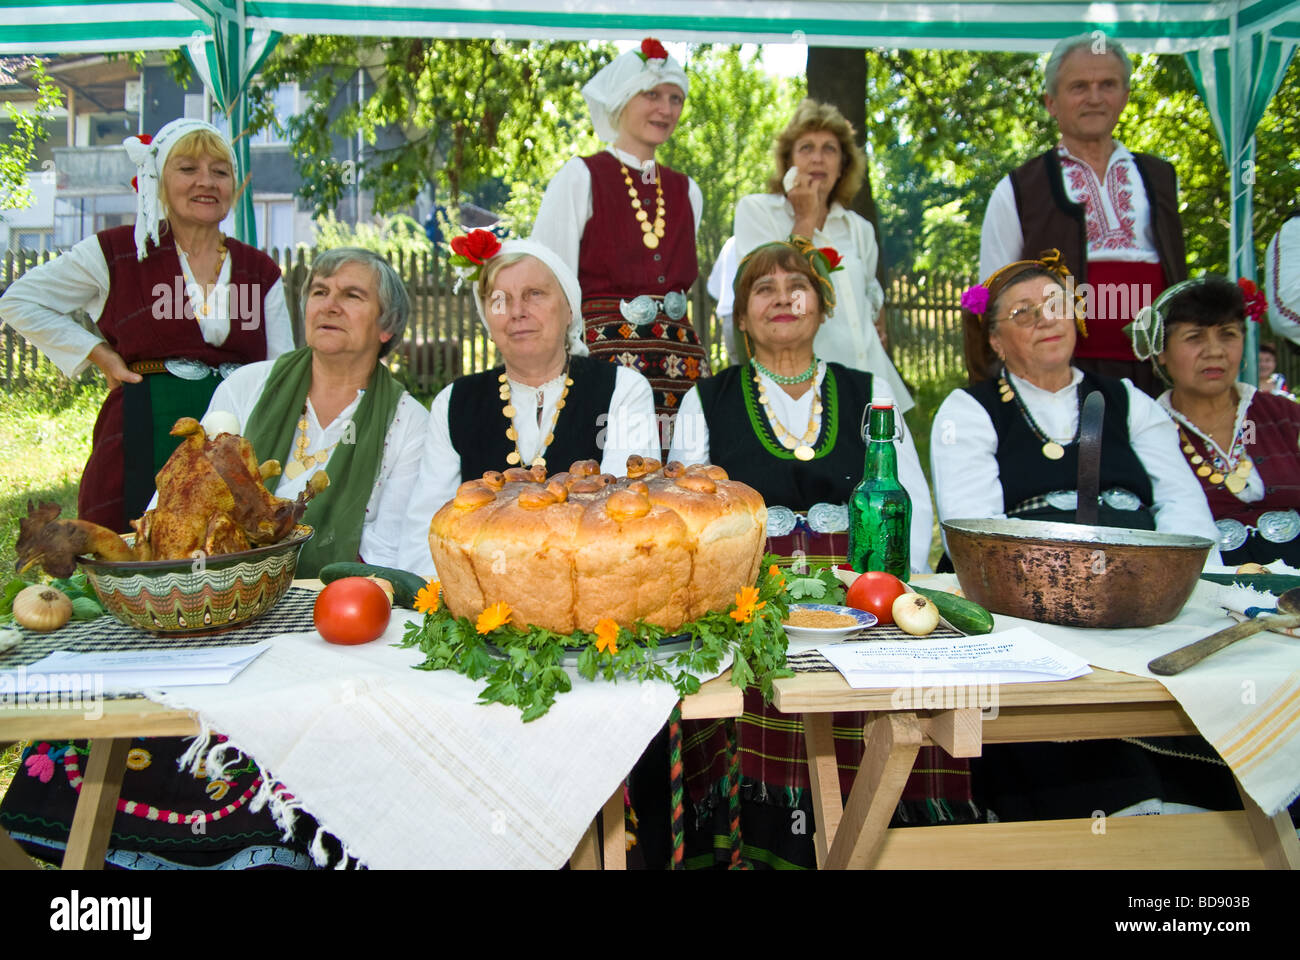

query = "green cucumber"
[
  {"left": 319, "top": 562, "right": 427, "bottom": 609},
  {"left": 911, "top": 586, "right": 995, "bottom": 635}
]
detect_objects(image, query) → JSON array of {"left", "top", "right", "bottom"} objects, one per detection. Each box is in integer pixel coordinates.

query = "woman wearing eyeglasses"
[
  {"left": 931, "top": 251, "right": 1236, "bottom": 826},
  {"left": 931, "top": 251, "right": 1218, "bottom": 542}
]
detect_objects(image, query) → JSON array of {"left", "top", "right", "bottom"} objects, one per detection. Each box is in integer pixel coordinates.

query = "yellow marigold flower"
[
  {"left": 594, "top": 617, "right": 620, "bottom": 655},
  {"left": 414, "top": 580, "right": 441, "bottom": 615},
  {"left": 476, "top": 601, "right": 512, "bottom": 634},
  {"left": 729, "top": 585, "right": 766, "bottom": 624},
  {"left": 768, "top": 564, "right": 781, "bottom": 577}
]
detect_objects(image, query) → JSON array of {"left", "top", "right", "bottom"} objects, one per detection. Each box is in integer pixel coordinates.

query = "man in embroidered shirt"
[{"left": 979, "top": 33, "right": 1187, "bottom": 396}]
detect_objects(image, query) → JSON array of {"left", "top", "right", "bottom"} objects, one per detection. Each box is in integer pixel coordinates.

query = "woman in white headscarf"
[
  {"left": 532, "top": 38, "right": 708, "bottom": 429},
  {"left": 397, "top": 232, "right": 660, "bottom": 578},
  {"left": 0, "top": 118, "right": 293, "bottom": 531}
]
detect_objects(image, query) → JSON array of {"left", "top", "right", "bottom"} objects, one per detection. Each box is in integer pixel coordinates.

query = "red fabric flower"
[
  {"left": 641, "top": 38, "right": 669, "bottom": 62},
  {"left": 130, "top": 176, "right": 138, "bottom": 192},
  {"left": 449, "top": 229, "right": 502, "bottom": 265},
  {"left": 1238, "top": 277, "right": 1268, "bottom": 323},
  {"left": 818, "top": 246, "right": 843, "bottom": 270},
  {"left": 137, "top": 134, "right": 153, "bottom": 146}
]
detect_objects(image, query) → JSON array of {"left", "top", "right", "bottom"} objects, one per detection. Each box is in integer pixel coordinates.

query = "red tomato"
[
  {"left": 314, "top": 577, "right": 391, "bottom": 645},
  {"left": 845, "top": 571, "right": 908, "bottom": 625}
]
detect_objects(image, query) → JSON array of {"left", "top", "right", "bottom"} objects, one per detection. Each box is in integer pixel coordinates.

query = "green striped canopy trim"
[
  {"left": 740, "top": 362, "right": 839, "bottom": 462},
  {"left": 247, "top": 3, "right": 1233, "bottom": 43}
]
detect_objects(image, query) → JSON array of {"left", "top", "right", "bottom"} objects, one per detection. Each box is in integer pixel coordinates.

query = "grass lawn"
[
  {"left": 0, "top": 374, "right": 104, "bottom": 575},
  {"left": 904, "top": 370, "right": 967, "bottom": 571}
]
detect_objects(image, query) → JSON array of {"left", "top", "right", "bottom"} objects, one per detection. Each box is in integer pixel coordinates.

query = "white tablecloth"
[
  {"left": 939, "top": 575, "right": 1300, "bottom": 817},
  {"left": 151, "top": 610, "right": 702, "bottom": 869}
]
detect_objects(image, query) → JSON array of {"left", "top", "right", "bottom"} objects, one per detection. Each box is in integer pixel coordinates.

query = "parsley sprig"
[{"left": 398, "top": 555, "right": 797, "bottom": 722}]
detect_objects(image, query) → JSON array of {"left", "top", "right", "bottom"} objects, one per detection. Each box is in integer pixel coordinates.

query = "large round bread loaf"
[{"left": 429, "top": 457, "right": 768, "bottom": 632}]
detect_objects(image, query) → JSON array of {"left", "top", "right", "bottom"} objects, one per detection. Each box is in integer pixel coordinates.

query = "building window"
[
  {"left": 209, "top": 83, "right": 298, "bottom": 145},
  {"left": 218, "top": 198, "right": 296, "bottom": 251},
  {"left": 11, "top": 231, "right": 55, "bottom": 253},
  {"left": 53, "top": 195, "right": 137, "bottom": 248},
  {"left": 263, "top": 84, "right": 298, "bottom": 145}
]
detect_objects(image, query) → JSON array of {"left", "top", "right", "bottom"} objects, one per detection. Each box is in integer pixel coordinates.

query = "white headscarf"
[
  {"left": 474, "top": 239, "right": 590, "bottom": 358},
  {"left": 122, "top": 118, "right": 236, "bottom": 262},
  {"left": 582, "top": 44, "right": 690, "bottom": 143}
]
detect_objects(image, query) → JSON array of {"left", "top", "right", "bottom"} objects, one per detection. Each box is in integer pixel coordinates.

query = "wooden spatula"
[{"left": 1147, "top": 588, "right": 1300, "bottom": 676}]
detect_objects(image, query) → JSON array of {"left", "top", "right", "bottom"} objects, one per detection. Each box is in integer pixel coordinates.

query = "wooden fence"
[{"left": 1, "top": 247, "right": 972, "bottom": 395}]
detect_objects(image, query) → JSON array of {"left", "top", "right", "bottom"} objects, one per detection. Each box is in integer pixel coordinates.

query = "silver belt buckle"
[
  {"left": 1216, "top": 518, "right": 1249, "bottom": 552},
  {"left": 807, "top": 502, "right": 849, "bottom": 534},
  {"left": 662, "top": 290, "right": 688, "bottom": 321},
  {"left": 164, "top": 358, "right": 215, "bottom": 381},
  {"left": 619, "top": 295, "right": 659, "bottom": 325},
  {"left": 766, "top": 505, "right": 797, "bottom": 537},
  {"left": 1101, "top": 488, "right": 1142, "bottom": 511},
  {"left": 1258, "top": 509, "right": 1300, "bottom": 544},
  {"left": 1045, "top": 490, "right": 1077, "bottom": 511}
]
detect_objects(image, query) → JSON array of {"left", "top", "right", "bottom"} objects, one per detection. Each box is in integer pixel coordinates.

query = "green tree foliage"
[
  {"left": 254, "top": 37, "right": 613, "bottom": 221},
  {"left": 866, "top": 48, "right": 1300, "bottom": 276},
  {"left": 867, "top": 50, "right": 1050, "bottom": 274},
  {"left": 0, "top": 60, "right": 62, "bottom": 215},
  {"left": 657, "top": 45, "right": 805, "bottom": 269},
  {"left": 312, "top": 211, "right": 433, "bottom": 257}
]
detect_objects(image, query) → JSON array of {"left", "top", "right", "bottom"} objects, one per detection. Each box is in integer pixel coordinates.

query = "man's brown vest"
[{"left": 1009, "top": 149, "right": 1187, "bottom": 286}]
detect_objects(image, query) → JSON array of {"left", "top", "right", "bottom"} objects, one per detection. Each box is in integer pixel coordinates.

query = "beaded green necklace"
[{"left": 751, "top": 355, "right": 818, "bottom": 385}]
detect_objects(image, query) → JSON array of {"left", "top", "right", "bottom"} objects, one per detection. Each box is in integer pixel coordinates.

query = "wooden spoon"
[{"left": 1147, "top": 587, "right": 1300, "bottom": 676}]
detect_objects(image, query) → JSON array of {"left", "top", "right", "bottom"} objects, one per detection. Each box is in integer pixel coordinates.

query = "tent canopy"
[{"left": 3, "top": 1, "right": 1296, "bottom": 55}]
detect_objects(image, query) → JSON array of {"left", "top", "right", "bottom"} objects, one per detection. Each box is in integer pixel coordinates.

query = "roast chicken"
[{"left": 16, "top": 417, "right": 327, "bottom": 577}]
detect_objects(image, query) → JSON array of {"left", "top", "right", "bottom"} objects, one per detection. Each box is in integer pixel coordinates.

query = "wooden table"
[
  {"left": 773, "top": 666, "right": 1300, "bottom": 869},
  {"left": 0, "top": 674, "right": 746, "bottom": 871}
]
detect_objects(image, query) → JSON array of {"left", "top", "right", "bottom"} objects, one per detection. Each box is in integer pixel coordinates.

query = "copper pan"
[{"left": 942, "top": 518, "right": 1213, "bottom": 628}]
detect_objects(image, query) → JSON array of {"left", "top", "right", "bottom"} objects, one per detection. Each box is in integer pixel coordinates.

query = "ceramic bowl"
[{"left": 80, "top": 525, "right": 313, "bottom": 634}]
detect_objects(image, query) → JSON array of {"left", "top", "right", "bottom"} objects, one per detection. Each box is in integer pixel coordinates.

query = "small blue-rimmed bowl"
[{"left": 782, "top": 604, "right": 876, "bottom": 644}]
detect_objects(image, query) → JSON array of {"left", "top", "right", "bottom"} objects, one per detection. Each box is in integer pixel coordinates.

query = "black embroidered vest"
[
  {"left": 964, "top": 371, "right": 1155, "bottom": 528},
  {"left": 448, "top": 355, "right": 618, "bottom": 479},
  {"left": 697, "top": 362, "right": 872, "bottom": 509}
]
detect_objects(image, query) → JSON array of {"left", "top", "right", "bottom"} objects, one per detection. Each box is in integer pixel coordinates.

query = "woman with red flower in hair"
[
  {"left": 0, "top": 118, "right": 292, "bottom": 532},
  {"left": 532, "top": 39, "right": 709, "bottom": 440},
  {"left": 1127, "top": 275, "right": 1300, "bottom": 567},
  {"left": 733, "top": 99, "right": 913, "bottom": 413},
  {"left": 396, "top": 234, "right": 659, "bottom": 578}
]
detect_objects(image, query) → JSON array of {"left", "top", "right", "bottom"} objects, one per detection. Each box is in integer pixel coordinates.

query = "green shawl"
[{"left": 243, "top": 347, "right": 405, "bottom": 578}]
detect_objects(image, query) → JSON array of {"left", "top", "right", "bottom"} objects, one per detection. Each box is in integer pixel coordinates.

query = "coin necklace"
[
  {"left": 753, "top": 364, "right": 820, "bottom": 461},
  {"left": 176, "top": 235, "right": 229, "bottom": 320},
  {"left": 1176, "top": 423, "right": 1252, "bottom": 494},
  {"left": 500, "top": 366, "right": 573, "bottom": 468},
  {"left": 998, "top": 370, "right": 1078, "bottom": 460},
  {"left": 284, "top": 403, "right": 338, "bottom": 480},
  {"left": 620, "top": 162, "right": 665, "bottom": 250}
]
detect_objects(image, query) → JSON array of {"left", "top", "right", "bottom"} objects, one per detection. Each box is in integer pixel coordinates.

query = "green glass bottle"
[{"left": 847, "top": 398, "right": 911, "bottom": 580}]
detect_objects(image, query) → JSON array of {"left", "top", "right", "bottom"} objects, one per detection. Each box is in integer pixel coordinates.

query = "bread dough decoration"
[{"left": 429, "top": 456, "right": 768, "bottom": 632}]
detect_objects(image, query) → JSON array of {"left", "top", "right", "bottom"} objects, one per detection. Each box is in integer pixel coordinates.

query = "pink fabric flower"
[
  {"left": 961, "top": 284, "right": 991, "bottom": 315},
  {"left": 25, "top": 743, "right": 54, "bottom": 783}
]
